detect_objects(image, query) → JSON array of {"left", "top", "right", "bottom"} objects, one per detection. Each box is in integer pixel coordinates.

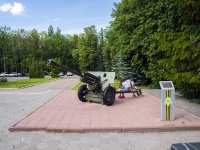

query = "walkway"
[{"left": 9, "top": 90, "right": 200, "bottom": 133}]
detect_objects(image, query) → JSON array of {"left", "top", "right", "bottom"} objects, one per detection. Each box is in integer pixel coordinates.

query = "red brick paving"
[{"left": 9, "top": 90, "right": 200, "bottom": 132}]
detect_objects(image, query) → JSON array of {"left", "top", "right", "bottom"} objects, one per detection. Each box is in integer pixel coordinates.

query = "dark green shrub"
[
  {"left": 0, "top": 77, "right": 8, "bottom": 83},
  {"left": 29, "top": 61, "right": 45, "bottom": 78},
  {"left": 51, "top": 72, "right": 59, "bottom": 78},
  {"left": 48, "top": 59, "right": 61, "bottom": 78},
  {"left": 173, "top": 72, "right": 200, "bottom": 100}
]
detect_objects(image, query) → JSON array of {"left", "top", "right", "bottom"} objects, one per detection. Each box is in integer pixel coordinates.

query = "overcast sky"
[{"left": 0, "top": 0, "right": 121, "bottom": 34}]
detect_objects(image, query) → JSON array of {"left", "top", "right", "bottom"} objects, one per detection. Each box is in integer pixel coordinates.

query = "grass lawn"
[
  {"left": 71, "top": 80, "right": 150, "bottom": 90},
  {"left": 0, "top": 78, "right": 57, "bottom": 88},
  {"left": 71, "top": 82, "right": 85, "bottom": 90}
]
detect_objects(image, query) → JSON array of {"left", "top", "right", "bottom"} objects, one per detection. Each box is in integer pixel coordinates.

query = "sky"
[{"left": 0, "top": 0, "right": 121, "bottom": 35}]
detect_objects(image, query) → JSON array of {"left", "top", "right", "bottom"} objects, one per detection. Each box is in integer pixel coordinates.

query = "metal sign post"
[{"left": 159, "top": 81, "right": 175, "bottom": 121}]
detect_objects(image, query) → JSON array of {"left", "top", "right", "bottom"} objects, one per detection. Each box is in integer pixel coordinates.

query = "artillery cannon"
[{"left": 47, "top": 59, "right": 116, "bottom": 106}]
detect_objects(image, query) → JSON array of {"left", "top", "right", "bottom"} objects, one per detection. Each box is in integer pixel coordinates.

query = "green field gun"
[{"left": 47, "top": 59, "right": 116, "bottom": 106}]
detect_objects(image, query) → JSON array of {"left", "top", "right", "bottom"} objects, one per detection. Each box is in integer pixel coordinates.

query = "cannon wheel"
[
  {"left": 78, "top": 84, "right": 88, "bottom": 102},
  {"left": 103, "top": 86, "right": 115, "bottom": 106}
]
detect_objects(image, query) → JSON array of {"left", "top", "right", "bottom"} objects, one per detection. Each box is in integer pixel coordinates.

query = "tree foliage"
[
  {"left": 107, "top": 0, "right": 200, "bottom": 98},
  {"left": 72, "top": 26, "right": 98, "bottom": 72},
  {"left": 0, "top": 25, "right": 80, "bottom": 76},
  {"left": 111, "top": 55, "right": 133, "bottom": 80}
]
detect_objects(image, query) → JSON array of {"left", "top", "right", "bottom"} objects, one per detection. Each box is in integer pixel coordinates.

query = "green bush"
[
  {"left": 29, "top": 61, "right": 45, "bottom": 78},
  {"left": 0, "top": 77, "right": 8, "bottom": 83},
  {"left": 51, "top": 72, "right": 59, "bottom": 78},
  {"left": 175, "top": 73, "right": 200, "bottom": 100},
  {"left": 48, "top": 59, "right": 61, "bottom": 78}
]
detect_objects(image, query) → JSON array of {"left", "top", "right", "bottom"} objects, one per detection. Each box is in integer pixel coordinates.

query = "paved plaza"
[
  {"left": 9, "top": 90, "right": 200, "bottom": 133},
  {"left": 0, "top": 76, "right": 200, "bottom": 150}
]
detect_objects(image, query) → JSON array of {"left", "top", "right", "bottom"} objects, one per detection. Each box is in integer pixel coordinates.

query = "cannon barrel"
[
  {"left": 47, "top": 59, "right": 83, "bottom": 77},
  {"left": 47, "top": 59, "right": 101, "bottom": 85}
]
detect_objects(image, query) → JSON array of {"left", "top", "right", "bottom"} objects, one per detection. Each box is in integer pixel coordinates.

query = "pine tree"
[{"left": 111, "top": 55, "right": 133, "bottom": 80}]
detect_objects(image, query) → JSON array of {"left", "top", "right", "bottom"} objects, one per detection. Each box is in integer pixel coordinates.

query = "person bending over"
[{"left": 118, "top": 77, "right": 134, "bottom": 98}]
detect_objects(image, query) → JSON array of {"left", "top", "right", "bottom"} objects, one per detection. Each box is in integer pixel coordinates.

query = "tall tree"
[
  {"left": 72, "top": 26, "right": 98, "bottom": 71},
  {"left": 27, "top": 29, "right": 40, "bottom": 61},
  {"left": 110, "top": 0, "right": 200, "bottom": 98},
  {"left": 0, "top": 28, "right": 7, "bottom": 72},
  {"left": 97, "top": 28, "right": 104, "bottom": 71},
  {"left": 0, "top": 26, "right": 12, "bottom": 73},
  {"left": 111, "top": 54, "right": 133, "bottom": 80},
  {"left": 155, "top": 0, "right": 200, "bottom": 98},
  {"left": 103, "top": 27, "right": 120, "bottom": 71},
  {"left": 62, "top": 34, "right": 79, "bottom": 71}
]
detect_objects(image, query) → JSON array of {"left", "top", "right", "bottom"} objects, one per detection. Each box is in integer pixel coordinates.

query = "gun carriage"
[{"left": 47, "top": 59, "right": 116, "bottom": 106}]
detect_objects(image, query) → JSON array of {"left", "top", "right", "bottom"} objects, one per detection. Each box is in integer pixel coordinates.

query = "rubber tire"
[
  {"left": 103, "top": 86, "right": 115, "bottom": 106},
  {"left": 78, "top": 84, "right": 88, "bottom": 102}
]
